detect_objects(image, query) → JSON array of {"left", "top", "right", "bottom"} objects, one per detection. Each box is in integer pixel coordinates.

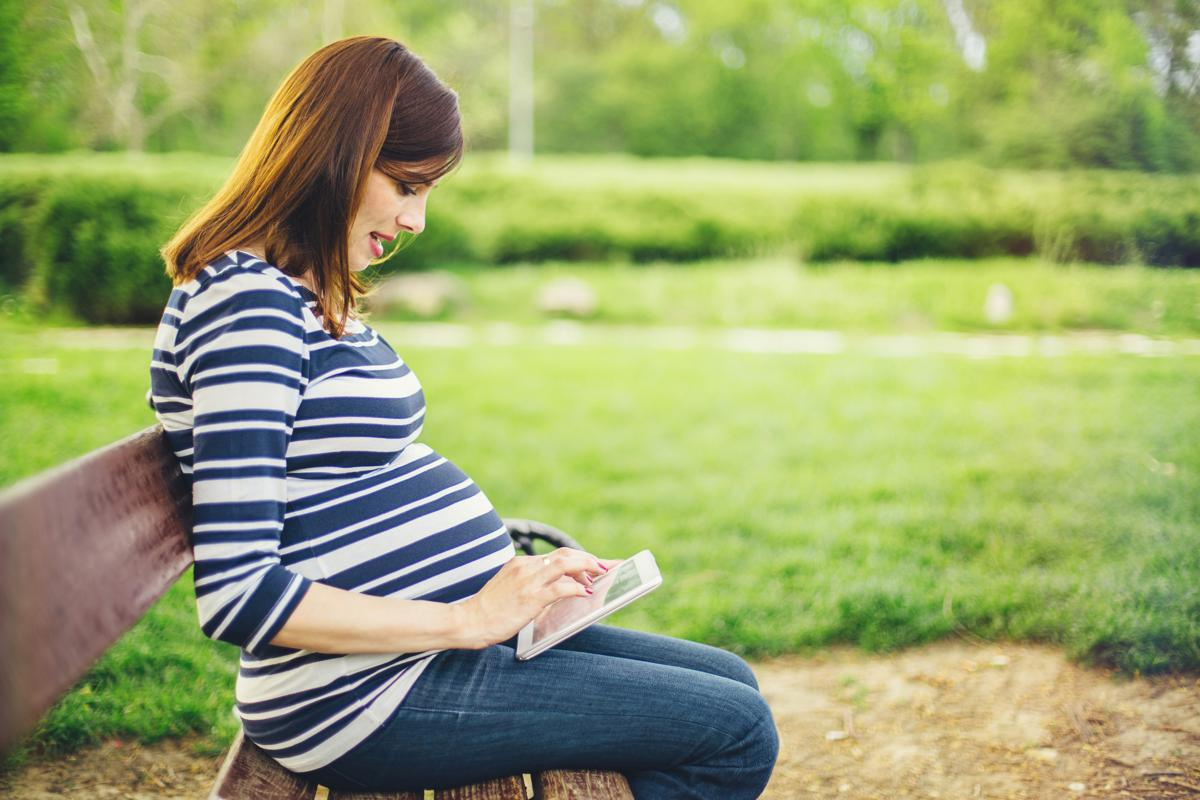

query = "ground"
[
  {"left": 757, "top": 641, "right": 1200, "bottom": 799},
  {"left": 3, "top": 640, "right": 1198, "bottom": 799}
]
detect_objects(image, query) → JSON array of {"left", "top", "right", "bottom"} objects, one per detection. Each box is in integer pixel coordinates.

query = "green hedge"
[
  {"left": 801, "top": 166, "right": 1200, "bottom": 266},
  {"left": 32, "top": 177, "right": 211, "bottom": 323},
  {"left": 802, "top": 204, "right": 1038, "bottom": 262},
  {"left": 1, "top": 154, "right": 1197, "bottom": 324}
]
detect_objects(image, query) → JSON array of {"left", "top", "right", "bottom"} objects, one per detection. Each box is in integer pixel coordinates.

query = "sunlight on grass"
[
  {"left": 366, "top": 258, "right": 1200, "bottom": 336},
  {"left": 1, "top": 315, "right": 1196, "bottom": 757}
]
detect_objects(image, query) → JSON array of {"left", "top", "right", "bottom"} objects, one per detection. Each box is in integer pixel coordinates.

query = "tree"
[
  {"left": 0, "top": 0, "right": 28, "bottom": 151},
  {"left": 33, "top": 0, "right": 290, "bottom": 151},
  {"left": 67, "top": 0, "right": 191, "bottom": 152}
]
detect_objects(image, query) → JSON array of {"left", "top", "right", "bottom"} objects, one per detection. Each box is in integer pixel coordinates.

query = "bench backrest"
[{"left": 0, "top": 424, "right": 192, "bottom": 755}]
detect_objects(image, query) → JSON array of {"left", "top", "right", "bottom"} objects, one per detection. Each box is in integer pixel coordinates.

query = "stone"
[
  {"left": 984, "top": 283, "right": 1014, "bottom": 325},
  {"left": 365, "top": 271, "right": 468, "bottom": 318},
  {"left": 537, "top": 277, "right": 598, "bottom": 318}
]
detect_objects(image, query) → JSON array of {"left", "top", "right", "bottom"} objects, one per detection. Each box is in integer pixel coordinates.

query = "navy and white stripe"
[{"left": 149, "top": 251, "right": 514, "bottom": 772}]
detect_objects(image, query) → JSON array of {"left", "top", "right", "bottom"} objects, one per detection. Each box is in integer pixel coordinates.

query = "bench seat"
[{"left": 212, "top": 728, "right": 634, "bottom": 799}]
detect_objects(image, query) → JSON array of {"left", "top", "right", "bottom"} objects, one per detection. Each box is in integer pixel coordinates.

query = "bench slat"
[
  {"left": 0, "top": 425, "right": 193, "bottom": 754},
  {"left": 534, "top": 770, "right": 633, "bottom": 800},
  {"left": 326, "top": 788, "right": 423, "bottom": 799},
  {"left": 210, "top": 729, "right": 314, "bottom": 800},
  {"left": 434, "top": 774, "right": 527, "bottom": 799}
]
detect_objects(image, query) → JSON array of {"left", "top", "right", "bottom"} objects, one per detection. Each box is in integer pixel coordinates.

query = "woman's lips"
[
  {"left": 368, "top": 230, "right": 398, "bottom": 259},
  {"left": 369, "top": 231, "right": 392, "bottom": 258}
]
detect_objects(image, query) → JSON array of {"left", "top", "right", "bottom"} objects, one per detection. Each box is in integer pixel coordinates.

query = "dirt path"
[
  {"left": 4, "top": 640, "right": 1198, "bottom": 799},
  {"left": 759, "top": 641, "right": 1200, "bottom": 799}
]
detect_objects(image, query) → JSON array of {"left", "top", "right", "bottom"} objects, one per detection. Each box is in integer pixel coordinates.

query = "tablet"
[{"left": 515, "top": 549, "right": 663, "bottom": 661}]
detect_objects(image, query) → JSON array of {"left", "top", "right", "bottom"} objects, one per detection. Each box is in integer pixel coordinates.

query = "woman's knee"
[
  {"left": 691, "top": 688, "right": 779, "bottom": 797},
  {"left": 703, "top": 645, "right": 760, "bottom": 690},
  {"left": 703, "top": 681, "right": 778, "bottom": 767},
  {"left": 746, "top": 692, "right": 780, "bottom": 770}
]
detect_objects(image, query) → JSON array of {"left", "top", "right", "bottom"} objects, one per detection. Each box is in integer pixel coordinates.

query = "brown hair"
[{"left": 162, "top": 36, "right": 463, "bottom": 338}]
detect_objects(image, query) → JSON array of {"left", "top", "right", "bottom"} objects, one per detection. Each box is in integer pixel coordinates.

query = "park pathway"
[{"left": 32, "top": 322, "right": 1200, "bottom": 361}]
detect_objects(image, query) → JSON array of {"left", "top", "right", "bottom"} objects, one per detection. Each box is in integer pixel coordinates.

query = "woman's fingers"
[
  {"left": 538, "top": 549, "right": 606, "bottom": 587},
  {"left": 548, "top": 574, "right": 592, "bottom": 600},
  {"left": 467, "top": 552, "right": 605, "bottom": 647},
  {"left": 566, "top": 555, "right": 618, "bottom": 585}
]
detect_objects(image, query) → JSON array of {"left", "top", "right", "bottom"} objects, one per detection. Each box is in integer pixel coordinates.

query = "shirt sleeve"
[{"left": 175, "top": 268, "right": 313, "bottom": 657}]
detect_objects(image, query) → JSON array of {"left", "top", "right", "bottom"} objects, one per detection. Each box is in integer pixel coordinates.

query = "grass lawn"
[
  {"left": 368, "top": 257, "right": 1200, "bottom": 336},
  {"left": 1, "top": 314, "right": 1197, "bottom": 762}
]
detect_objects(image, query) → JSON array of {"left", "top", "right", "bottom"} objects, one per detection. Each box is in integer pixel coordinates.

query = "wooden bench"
[{"left": 0, "top": 425, "right": 633, "bottom": 800}]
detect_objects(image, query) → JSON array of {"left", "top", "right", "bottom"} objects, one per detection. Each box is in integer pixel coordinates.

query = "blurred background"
[
  {"left": 0, "top": 0, "right": 1198, "bottom": 778},
  {"left": 6, "top": 0, "right": 1200, "bottom": 165}
]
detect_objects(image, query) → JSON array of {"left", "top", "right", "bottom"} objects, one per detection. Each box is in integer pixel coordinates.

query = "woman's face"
[{"left": 348, "top": 168, "right": 435, "bottom": 271}]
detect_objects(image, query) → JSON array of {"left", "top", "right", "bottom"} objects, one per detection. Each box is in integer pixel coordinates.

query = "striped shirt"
[{"left": 148, "top": 250, "right": 514, "bottom": 772}]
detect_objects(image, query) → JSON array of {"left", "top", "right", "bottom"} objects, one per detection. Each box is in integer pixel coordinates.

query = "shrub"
[
  {"left": 493, "top": 221, "right": 617, "bottom": 263},
  {"left": 0, "top": 173, "right": 42, "bottom": 288},
  {"left": 1132, "top": 207, "right": 1200, "bottom": 267},
  {"left": 30, "top": 177, "right": 205, "bottom": 323},
  {"left": 803, "top": 203, "right": 1036, "bottom": 263},
  {"left": 1, "top": 154, "right": 1197, "bottom": 324},
  {"left": 382, "top": 208, "right": 478, "bottom": 270}
]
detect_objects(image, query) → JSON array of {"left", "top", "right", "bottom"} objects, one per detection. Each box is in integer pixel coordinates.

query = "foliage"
[
  {"left": 968, "top": 0, "right": 1200, "bottom": 171},
  {"left": 802, "top": 162, "right": 1200, "bottom": 264},
  {"left": 2, "top": 1, "right": 1198, "bottom": 171},
  {"left": 0, "top": 153, "right": 225, "bottom": 317},
  {"left": 31, "top": 177, "right": 204, "bottom": 323},
  {"left": 0, "top": 0, "right": 27, "bottom": 152},
  {"left": 0, "top": 173, "right": 41, "bottom": 288}
]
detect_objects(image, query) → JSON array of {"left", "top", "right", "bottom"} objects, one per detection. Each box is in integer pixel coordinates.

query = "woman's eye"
[{"left": 397, "top": 182, "right": 416, "bottom": 196}]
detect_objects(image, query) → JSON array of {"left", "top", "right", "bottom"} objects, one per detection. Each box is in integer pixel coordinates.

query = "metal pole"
[
  {"left": 322, "top": 0, "right": 344, "bottom": 43},
  {"left": 509, "top": 0, "right": 534, "bottom": 165}
]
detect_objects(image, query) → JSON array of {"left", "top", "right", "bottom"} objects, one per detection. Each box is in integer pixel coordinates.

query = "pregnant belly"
[{"left": 280, "top": 445, "right": 514, "bottom": 596}]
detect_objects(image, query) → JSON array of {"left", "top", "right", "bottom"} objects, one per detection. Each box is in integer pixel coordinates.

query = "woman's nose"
[{"left": 397, "top": 200, "right": 426, "bottom": 235}]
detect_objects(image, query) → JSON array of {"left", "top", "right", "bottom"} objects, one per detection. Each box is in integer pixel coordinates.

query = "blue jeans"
[{"left": 298, "top": 626, "right": 779, "bottom": 798}]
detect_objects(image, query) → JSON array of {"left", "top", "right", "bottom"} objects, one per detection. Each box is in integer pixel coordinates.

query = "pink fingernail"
[
  {"left": 599, "top": 564, "right": 609, "bottom": 572},
  {"left": 586, "top": 587, "right": 594, "bottom": 594}
]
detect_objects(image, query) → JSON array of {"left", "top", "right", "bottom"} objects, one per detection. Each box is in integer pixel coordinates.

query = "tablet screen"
[{"left": 530, "top": 558, "right": 642, "bottom": 645}]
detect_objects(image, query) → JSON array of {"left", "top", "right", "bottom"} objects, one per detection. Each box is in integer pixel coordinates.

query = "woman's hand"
[{"left": 457, "top": 548, "right": 613, "bottom": 648}]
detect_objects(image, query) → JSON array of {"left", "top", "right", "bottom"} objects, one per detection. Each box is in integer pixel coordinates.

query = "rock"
[
  {"left": 537, "top": 277, "right": 597, "bottom": 318},
  {"left": 365, "top": 271, "right": 467, "bottom": 318},
  {"left": 984, "top": 283, "right": 1014, "bottom": 325}
]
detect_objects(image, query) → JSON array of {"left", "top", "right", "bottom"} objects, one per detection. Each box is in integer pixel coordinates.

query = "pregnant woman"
[{"left": 147, "top": 35, "right": 777, "bottom": 798}]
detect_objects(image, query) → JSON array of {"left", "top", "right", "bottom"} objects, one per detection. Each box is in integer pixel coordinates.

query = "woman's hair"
[{"left": 162, "top": 36, "right": 463, "bottom": 338}]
